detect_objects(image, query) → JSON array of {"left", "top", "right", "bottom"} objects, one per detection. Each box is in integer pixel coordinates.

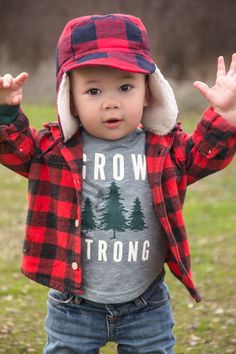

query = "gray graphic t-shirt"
[{"left": 81, "top": 129, "right": 167, "bottom": 303}]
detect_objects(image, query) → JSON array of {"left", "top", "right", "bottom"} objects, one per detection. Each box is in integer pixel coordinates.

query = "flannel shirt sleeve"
[
  {"left": 179, "top": 107, "right": 236, "bottom": 185},
  {"left": 0, "top": 105, "right": 19, "bottom": 125},
  {"left": 0, "top": 105, "right": 38, "bottom": 178}
]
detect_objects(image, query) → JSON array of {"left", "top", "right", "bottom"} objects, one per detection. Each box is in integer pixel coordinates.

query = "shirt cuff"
[
  {"left": 205, "top": 107, "right": 236, "bottom": 134},
  {"left": 0, "top": 105, "right": 20, "bottom": 125}
]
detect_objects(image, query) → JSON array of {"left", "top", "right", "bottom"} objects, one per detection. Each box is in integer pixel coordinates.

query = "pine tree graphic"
[
  {"left": 128, "top": 197, "right": 147, "bottom": 231},
  {"left": 99, "top": 182, "right": 128, "bottom": 239},
  {"left": 81, "top": 197, "right": 97, "bottom": 234}
]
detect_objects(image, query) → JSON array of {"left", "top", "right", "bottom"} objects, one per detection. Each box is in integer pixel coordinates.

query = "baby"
[{"left": 0, "top": 14, "right": 236, "bottom": 354}]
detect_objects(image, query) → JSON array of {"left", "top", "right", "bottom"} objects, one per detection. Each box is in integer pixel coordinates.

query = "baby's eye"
[
  {"left": 88, "top": 88, "right": 101, "bottom": 96},
  {"left": 120, "top": 84, "right": 132, "bottom": 92}
]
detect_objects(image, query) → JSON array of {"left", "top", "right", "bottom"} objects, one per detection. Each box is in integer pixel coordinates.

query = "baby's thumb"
[
  {"left": 193, "top": 81, "right": 210, "bottom": 99},
  {"left": 15, "top": 72, "right": 29, "bottom": 88}
]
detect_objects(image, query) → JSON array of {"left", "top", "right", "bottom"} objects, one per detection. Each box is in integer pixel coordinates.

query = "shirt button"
[
  {"left": 72, "top": 262, "right": 78, "bottom": 270},
  {"left": 75, "top": 219, "right": 80, "bottom": 228}
]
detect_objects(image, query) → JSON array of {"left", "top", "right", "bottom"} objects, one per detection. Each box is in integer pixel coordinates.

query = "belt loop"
[
  {"left": 74, "top": 295, "right": 83, "bottom": 305},
  {"left": 133, "top": 295, "right": 147, "bottom": 308}
]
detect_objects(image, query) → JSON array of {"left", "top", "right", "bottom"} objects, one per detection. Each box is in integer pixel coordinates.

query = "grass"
[{"left": 0, "top": 106, "right": 235, "bottom": 353}]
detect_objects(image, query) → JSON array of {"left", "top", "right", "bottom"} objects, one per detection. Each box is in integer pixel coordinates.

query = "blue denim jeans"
[{"left": 44, "top": 274, "right": 175, "bottom": 354}]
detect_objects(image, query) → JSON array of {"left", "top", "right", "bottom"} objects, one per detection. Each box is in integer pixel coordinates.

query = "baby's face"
[{"left": 70, "top": 66, "right": 149, "bottom": 140}]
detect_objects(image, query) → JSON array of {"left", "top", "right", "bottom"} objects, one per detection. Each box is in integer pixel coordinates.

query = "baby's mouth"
[
  {"left": 103, "top": 118, "right": 123, "bottom": 128},
  {"left": 107, "top": 118, "right": 120, "bottom": 123}
]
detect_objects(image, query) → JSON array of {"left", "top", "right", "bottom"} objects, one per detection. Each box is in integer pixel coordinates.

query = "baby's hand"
[
  {"left": 0, "top": 72, "right": 28, "bottom": 105},
  {"left": 193, "top": 54, "right": 236, "bottom": 124}
]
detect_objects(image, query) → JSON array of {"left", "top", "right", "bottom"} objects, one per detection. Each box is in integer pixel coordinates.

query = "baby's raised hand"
[
  {"left": 194, "top": 54, "right": 236, "bottom": 124},
  {"left": 0, "top": 72, "right": 28, "bottom": 106}
]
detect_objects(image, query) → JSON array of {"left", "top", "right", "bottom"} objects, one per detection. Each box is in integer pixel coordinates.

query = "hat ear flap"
[
  {"left": 142, "top": 66, "right": 178, "bottom": 135},
  {"left": 57, "top": 73, "right": 80, "bottom": 142}
]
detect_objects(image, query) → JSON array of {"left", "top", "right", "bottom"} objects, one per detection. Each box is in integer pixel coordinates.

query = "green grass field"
[{"left": 0, "top": 106, "right": 235, "bottom": 353}]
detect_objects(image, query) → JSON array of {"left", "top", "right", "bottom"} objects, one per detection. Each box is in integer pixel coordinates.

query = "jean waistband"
[{"left": 74, "top": 270, "right": 165, "bottom": 307}]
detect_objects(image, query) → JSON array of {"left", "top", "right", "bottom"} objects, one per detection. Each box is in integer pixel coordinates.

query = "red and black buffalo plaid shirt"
[{"left": 0, "top": 107, "right": 235, "bottom": 302}]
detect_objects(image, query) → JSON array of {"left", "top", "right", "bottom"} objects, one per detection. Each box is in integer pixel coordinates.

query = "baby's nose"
[{"left": 102, "top": 99, "right": 120, "bottom": 110}]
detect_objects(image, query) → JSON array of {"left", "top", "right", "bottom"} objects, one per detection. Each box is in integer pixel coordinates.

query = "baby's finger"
[
  {"left": 15, "top": 72, "right": 28, "bottom": 87},
  {"left": 227, "top": 53, "right": 236, "bottom": 77},
  {"left": 2, "top": 73, "right": 13, "bottom": 88},
  {"left": 217, "top": 56, "right": 226, "bottom": 78}
]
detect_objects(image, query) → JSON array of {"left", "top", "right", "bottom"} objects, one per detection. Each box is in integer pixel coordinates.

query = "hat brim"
[{"left": 62, "top": 51, "right": 156, "bottom": 75}]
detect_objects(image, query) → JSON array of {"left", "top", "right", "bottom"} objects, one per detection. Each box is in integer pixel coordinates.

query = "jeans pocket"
[
  {"left": 142, "top": 281, "right": 170, "bottom": 310},
  {"left": 48, "top": 289, "right": 74, "bottom": 305}
]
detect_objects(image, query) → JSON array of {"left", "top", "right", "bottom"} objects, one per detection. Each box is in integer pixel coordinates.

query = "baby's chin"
[{"left": 84, "top": 127, "right": 137, "bottom": 141}]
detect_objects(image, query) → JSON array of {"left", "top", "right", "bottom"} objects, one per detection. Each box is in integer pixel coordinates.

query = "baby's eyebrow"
[
  {"left": 120, "top": 75, "right": 135, "bottom": 80},
  {"left": 84, "top": 80, "right": 100, "bottom": 85}
]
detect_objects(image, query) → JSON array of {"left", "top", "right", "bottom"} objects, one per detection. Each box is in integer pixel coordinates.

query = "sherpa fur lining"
[
  {"left": 57, "top": 66, "right": 178, "bottom": 142},
  {"left": 143, "top": 66, "right": 178, "bottom": 135},
  {"left": 57, "top": 74, "right": 80, "bottom": 142}
]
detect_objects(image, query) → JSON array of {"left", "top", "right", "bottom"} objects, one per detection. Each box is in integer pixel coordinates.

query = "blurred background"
[
  {"left": 0, "top": 0, "right": 236, "bottom": 112},
  {"left": 0, "top": 2, "right": 236, "bottom": 353}
]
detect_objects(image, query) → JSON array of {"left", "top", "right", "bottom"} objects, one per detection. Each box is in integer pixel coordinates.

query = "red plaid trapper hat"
[{"left": 56, "top": 14, "right": 156, "bottom": 80}]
